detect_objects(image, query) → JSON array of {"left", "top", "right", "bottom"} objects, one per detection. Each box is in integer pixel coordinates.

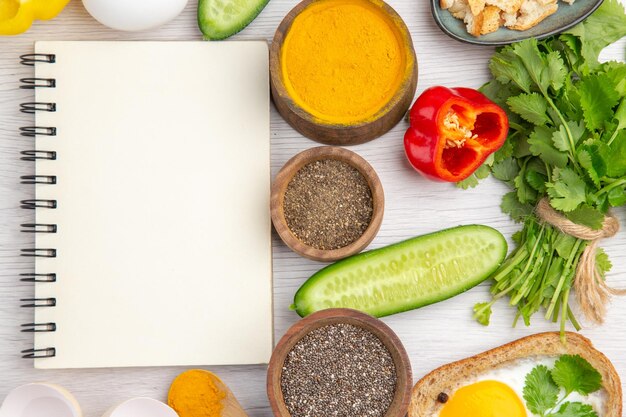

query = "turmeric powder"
[
  {"left": 168, "top": 369, "right": 227, "bottom": 417},
  {"left": 281, "top": 0, "right": 409, "bottom": 125}
]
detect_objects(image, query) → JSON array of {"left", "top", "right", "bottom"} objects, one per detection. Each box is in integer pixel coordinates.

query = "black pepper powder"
[
  {"left": 283, "top": 159, "right": 374, "bottom": 250},
  {"left": 281, "top": 323, "right": 397, "bottom": 417}
]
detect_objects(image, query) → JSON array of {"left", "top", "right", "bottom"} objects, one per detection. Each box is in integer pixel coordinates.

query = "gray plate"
[{"left": 431, "top": 0, "right": 604, "bottom": 45}]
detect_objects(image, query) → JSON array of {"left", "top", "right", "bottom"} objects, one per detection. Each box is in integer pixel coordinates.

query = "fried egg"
[{"left": 438, "top": 356, "right": 606, "bottom": 417}]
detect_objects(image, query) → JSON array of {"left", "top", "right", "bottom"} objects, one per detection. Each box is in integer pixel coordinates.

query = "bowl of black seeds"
[
  {"left": 270, "top": 146, "right": 384, "bottom": 262},
  {"left": 267, "top": 308, "right": 412, "bottom": 417}
]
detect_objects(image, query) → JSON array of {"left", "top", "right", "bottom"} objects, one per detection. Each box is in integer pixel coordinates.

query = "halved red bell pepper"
[{"left": 404, "top": 86, "right": 508, "bottom": 182}]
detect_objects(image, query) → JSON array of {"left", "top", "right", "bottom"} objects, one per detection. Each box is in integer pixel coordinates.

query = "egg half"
[
  {"left": 82, "top": 0, "right": 188, "bottom": 31},
  {"left": 437, "top": 356, "right": 606, "bottom": 417}
]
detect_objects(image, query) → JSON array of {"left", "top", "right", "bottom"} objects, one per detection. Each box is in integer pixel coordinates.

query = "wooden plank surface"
[{"left": 1, "top": 1, "right": 625, "bottom": 416}]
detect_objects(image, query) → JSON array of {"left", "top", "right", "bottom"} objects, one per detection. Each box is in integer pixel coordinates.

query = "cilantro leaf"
[
  {"left": 567, "top": 120, "right": 586, "bottom": 147},
  {"left": 546, "top": 168, "right": 586, "bottom": 212},
  {"left": 565, "top": 205, "right": 605, "bottom": 230},
  {"left": 547, "top": 402, "right": 598, "bottom": 417},
  {"left": 515, "top": 172, "right": 538, "bottom": 204},
  {"left": 606, "top": 131, "right": 626, "bottom": 177},
  {"left": 528, "top": 126, "right": 568, "bottom": 168},
  {"left": 577, "top": 140, "right": 608, "bottom": 187},
  {"left": 456, "top": 164, "right": 491, "bottom": 189},
  {"left": 577, "top": 149, "right": 600, "bottom": 187},
  {"left": 523, "top": 365, "right": 559, "bottom": 415},
  {"left": 475, "top": 163, "right": 492, "bottom": 179},
  {"left": 494, "top": 138, "right": 515, "bottom": 162},
  {"left": 492, "top": 158, "right": 519, "bottom": 182},
  {"left": 612, "top": 98, "right": 626, "bottom": 138},
  {"left": 551, "top": 354, "right": 603, "bottom": 396},
  {"left": 596, "top": 248, "right": 613, "bottom": 277},
  {"left": 552, "top": 125, "right": 571, "bottom": 152},
  {"left": 489, "top": 47, "right": 532, "bottom": 93},
  {"left": 501, "top": 191, "right": 533, "bottom": 222},
  {"left": 560, "top": 75, "right": 584, "bottom": 121},
  {"left": 564, "top": 0, "right": 626, "bottom": 70},
  {"left": 556, "top": 34, "right": 582, "bottom": 74},
  {"left": 579, "top": 74, "right": 620, "bottom": 132},
  {"left": 603, "top": 63, "right": 626, "bottom": 96},
  {"left": 508, "top": 93, "right": 551, "bottom": 125},
  {"left": 608, "top": 187, "right": 626, "bottom": 207},
  {"left": 456, "top": 175, "right": 479, "bottom": 189},
  {"left": 545, "top": 50, "right": 568, "bottom": 92},
  {"left": 526, "top": 169, "right": 548, "bottom": 193},
  {"left": 473, "top": 302, "right": 492, "bottom": 326},
  {"left": 512, "top": 39, "right": 548, "bottom": 91}
]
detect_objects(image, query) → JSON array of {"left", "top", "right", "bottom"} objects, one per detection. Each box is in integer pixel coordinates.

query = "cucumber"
[
  {"left": 198, "top": 0, "right": 269, "bottom": 40},
  {"left": 292, "top": 225, "right": 507, "bottom": 317}
]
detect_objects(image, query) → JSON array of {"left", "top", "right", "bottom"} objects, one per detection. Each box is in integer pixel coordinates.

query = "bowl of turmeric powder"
[{"left": 270, "top": 0, "right": 418, "bottom": 145}]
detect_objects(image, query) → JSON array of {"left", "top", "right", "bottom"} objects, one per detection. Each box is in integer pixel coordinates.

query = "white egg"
[
  {"left": 82, "top": 0, "right": 189, "bottom": 32},
  {"left": 443, "top": 356, "right": 607, "bottom": 416},
  {"left": 102, "top": 398, "right": 177, "bottom": 417},
  {"left": 0, "top": 383, "right": 81, "bottom": 417}
]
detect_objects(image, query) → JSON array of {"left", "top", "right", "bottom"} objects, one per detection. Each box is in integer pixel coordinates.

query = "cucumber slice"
[
  {"left": 198, "top": 0, "right": 269, "bottom": 40},
  {"left": 292, "top": 225, "right": 507, "bottom": 317}
]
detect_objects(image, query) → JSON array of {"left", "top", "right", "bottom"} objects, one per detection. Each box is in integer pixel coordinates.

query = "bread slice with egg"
[{"left": 409, "top": 332, "right": 621, "bottom": 417}]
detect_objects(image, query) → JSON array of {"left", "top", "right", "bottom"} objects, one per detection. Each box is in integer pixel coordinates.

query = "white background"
[{"left": 0, "top": 1, "right": 625, "bottom": 416}]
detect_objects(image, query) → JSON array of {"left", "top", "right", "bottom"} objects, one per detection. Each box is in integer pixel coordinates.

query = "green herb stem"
[
  {"left": 545, "top": 238, "right": 582, "bottom": 319},
  {"left": 560, "top": 286, "right": 570, "bottom": 342},
  {"left": 494, "top": 227, "right": 544, "bottom": 298},
  {"left": 594, "top": 178, "right": 626, "bottom": 198}
]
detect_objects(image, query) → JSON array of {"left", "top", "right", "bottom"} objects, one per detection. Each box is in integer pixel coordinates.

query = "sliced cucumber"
[
  {"left": 198, "top": 0, "right": 269, "bottom": 40},
  {"left": 292, "top": 225, "right": 507, "bottom": 317}
]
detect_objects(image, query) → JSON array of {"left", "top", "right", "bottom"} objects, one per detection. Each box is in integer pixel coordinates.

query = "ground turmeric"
[
  {"left": 281, "top": 0, "right": 409, "bottom": 125},
  {"left": 168, "top": 369, "right": 227, "bottom": 417}
]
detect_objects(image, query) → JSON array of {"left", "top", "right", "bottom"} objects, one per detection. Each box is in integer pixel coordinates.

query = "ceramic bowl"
[
  {"left": 270, "top": 0, "right": 418, "bottom": 145},
  {"left": 271, "top": 146, "right": 384, "bottom": 262},
  {"left": 101, "top": 397, "right": 177, "bottom": 417},
  {"left": 267, "top": 308, "right": 412, "bottom": 417},
  {"left": 431, "top": 0, "right": 603, "bottom": 45},
  {"left": 0, "top": 383, "right": 82, "bottom": 417},
  {"left": 82, "top": 0, "right": 188, "bottom": 31}
]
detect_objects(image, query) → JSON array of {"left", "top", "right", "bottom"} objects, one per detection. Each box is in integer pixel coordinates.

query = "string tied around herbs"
[{"left": 535, "top": 198, "right": 625, "bottom": 325}]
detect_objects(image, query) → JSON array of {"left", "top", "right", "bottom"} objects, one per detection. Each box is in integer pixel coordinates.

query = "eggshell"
[
  {"left": 0, "top": 383, "right": 82, "bottom": 417},
  {"left": 101, "top": 397, "right": 178, "bottom": 417},
  {"left": 82, "top": 0, "right": 188, "bottom": 31}
]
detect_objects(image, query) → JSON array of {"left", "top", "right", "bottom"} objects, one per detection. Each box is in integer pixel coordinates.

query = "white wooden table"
[{"left": 1, "top": 1, "right": 625, "bottom": 416}]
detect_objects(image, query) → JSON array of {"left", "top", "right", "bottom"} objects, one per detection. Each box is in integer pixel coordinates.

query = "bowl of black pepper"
[
  {"left": 270, "top": 146, "right": 384, "bottom": 262},
  {"left": 267, "top": 308, "right": 412, "bottom": 417}
]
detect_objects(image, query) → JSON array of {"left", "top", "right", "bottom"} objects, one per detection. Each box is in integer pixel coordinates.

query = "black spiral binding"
[
  {"left": 20, "top": 103, "right": 56, "bottom": 113},
  {"left": 20, "top": 150, "right": 57, "bottom": 161},
  {"left": 20, "top": 126, "right": 56, "bottom": 136},
  {"left": 20, "top": 199, "right": 57, "bottom": 209},
  {"left": 19, "top": 78, "right": 56, "bottom": 89},
  {"left": 20, "top": 53, "right": 58, "bottom": 359}
]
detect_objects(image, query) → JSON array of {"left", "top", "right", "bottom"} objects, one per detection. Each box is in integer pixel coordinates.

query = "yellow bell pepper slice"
[{"left": 0, "top": 0, "right": 71, "bottom": 35}]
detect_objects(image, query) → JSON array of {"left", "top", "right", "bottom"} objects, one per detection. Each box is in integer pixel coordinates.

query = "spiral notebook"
[{"left": 20, "top": 41, "right": 272, "bottom": 369}]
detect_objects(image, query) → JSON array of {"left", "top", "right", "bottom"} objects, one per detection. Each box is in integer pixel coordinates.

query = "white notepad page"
[{"left": 31, "top": 41, "right": 272, "bottom": 369}]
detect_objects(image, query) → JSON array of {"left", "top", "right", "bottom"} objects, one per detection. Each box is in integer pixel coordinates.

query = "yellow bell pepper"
[{"left": 0, "top": 0, "right": 71, "bottom": 35}]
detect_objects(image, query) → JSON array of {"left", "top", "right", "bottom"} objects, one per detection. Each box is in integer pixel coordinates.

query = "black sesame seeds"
[
  {"left": 283, "top": 159, "right": 373, "bottom": 250},
  {"left": 281, "top": 323, "right": 397, "bottom": 417}
]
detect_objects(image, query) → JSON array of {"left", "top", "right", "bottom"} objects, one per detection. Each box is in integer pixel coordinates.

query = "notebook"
[{"left": 20, "top": 41, "right": 272, "bottom": 369}]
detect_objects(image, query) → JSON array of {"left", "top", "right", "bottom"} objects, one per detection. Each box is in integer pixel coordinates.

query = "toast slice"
[{"left": 409, "top": 332, "right": 622, "bottom": 417}]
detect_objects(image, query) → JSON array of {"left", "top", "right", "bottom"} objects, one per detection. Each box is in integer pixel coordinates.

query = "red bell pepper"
[{"left": 404, "top": 86, "right": 508, "bottom": 182}]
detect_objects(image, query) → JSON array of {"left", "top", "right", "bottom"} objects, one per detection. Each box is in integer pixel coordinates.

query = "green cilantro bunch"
[
  {"left": 522, "top": 355, "right": 602, "bottom": 417},
  {"left": 465, "top": 0, "right": 626, "bottom": 335}
]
